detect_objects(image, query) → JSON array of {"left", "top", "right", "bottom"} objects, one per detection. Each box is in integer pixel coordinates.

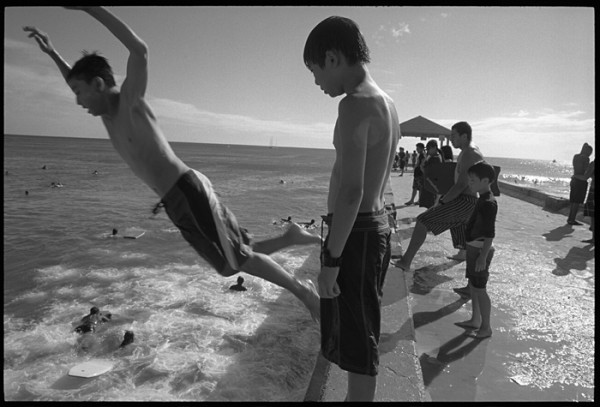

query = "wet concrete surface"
[{"left": 388, "top": 171, "right": 594, "bottom": 402}]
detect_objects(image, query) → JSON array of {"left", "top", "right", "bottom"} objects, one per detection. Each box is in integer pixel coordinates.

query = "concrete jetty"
[{"left": 304, "top": 170, "right": 594, "bottom": 402}]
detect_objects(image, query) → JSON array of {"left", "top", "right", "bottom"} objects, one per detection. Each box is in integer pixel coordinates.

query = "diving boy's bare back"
[{"left": 25, "top": 6, "right": 188, "bottom": 198}]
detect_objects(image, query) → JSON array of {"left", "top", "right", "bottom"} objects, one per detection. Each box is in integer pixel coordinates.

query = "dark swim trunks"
[
  {"left": 320, "top": 209, "right": 391, "bottom": 376},
  {"left": 465, "top": 244, "right": 495, "bottom": 289},
  {"left": 162, "top": 169, "right": 253, "bottom": 276},
  {"left": 570, "top": 178, "right": 588, "bottom": 204}
]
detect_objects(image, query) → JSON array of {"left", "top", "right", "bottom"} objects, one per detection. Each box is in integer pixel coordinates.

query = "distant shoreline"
[{"left": 3, "top": 133, "right": 571, "bottom": 163}]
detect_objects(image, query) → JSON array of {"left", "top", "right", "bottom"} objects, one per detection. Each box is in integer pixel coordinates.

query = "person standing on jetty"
[
  {"left": 24, "top": 6, "right": 320, "bottom": 322},
  {"left": 405, "top": 142, "right": 425, "bottom": 205},
  {"left": 567, "top": 143, "right": 593, "bottom": 226},
  {"left": 394, "top": 122, "right": 484, "bottom": 276},
  {"left": 304, "top": 16, "right": 399, "bottom": 401},
  {"left": 576, "top": 159, "right": 595, "bottom": 243},
  {"left": 454, "top": 161, "right": 498, "bottom": 339}
]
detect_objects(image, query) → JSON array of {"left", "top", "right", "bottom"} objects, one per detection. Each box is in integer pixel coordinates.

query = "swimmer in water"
[
  {"left": 111, "top": 228, "right": 118, "bottom": 237},
  {"left": 273, "top": 216, "right": 292, "bottom": 225},
  {"left": 151, "top": 201, "right": 164, "bottom": 215},
  {"left": 298, "top": 219, "right": 316, "bottom": 228},
  {"left": 229, "top": 276, "right": 247, "bottom": 291},
  {"left": 74, "top": 307, "right": 134, "bottom": 353},
  {"left": 74, "top": 306, "right": 112, "bottom": 334}
]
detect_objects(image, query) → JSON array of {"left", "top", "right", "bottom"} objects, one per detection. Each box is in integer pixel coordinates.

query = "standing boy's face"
[
  {"left": 307, "top": 62, "right": 333, "bottom": 97},
  {"left": 307, "top": 52, "right": 343, "bottom": 98}
]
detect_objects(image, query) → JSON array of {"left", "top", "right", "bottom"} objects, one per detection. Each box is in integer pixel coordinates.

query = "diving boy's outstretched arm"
[
  {"left": 66, "top": 7, "right": 148, "bottom": 98},
  {"left": 23, "top": 26, "right": 71, "bottom": 80}
]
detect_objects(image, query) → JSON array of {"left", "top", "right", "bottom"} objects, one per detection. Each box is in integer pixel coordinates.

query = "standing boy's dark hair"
[
  {"left": 468, "top": 161, "right": 496, "bottom": 183},
  {"left": 67, "top": 51, "right": 116, "bottom": 87},
  {"left": 303, "top": 16, "right": 370, "bottom": 69},
  {"left": 452, "top": 121, "right": 472, "bottom": 141}
]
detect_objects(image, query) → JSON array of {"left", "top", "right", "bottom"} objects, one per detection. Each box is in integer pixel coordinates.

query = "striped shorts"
[
  {"left": 416, "top": 194, "right": 478, "bottom": 250},
  {"left": 162, "top": 169, "right": 253, "bottom": 276}
]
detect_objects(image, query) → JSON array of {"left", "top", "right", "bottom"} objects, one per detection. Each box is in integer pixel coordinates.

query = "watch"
[{"left": 321, "top": 247, "right": 343, "bottom": 268}]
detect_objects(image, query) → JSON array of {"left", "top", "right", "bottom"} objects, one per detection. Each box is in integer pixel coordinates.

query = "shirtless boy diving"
[{"left": 24, "top": 7, "right": 320, "bottom": 321}]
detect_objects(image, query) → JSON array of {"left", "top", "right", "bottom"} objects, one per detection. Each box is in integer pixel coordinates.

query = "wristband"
[{"left": 321, "top": 247, "right": 343, "bottom": 268}]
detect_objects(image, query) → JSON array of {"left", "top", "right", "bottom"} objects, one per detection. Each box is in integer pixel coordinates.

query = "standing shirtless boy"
[
  {"left": 24, "top": 7, "right": 320, "bottom": 321},
  {"left": 304, "top": 16, "right": 399, "bottom": 401}
]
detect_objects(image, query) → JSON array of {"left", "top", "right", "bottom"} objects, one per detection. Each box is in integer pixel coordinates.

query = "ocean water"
[
  {"left": 3, "top": 134, "right": 574, "bottom": 401},
  {"left": 3, "top": 135, "right": 331, "bottom": 401}
]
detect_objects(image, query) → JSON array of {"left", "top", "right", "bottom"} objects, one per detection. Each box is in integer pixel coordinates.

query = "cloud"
[
  {"left": 372, "top": 21, "right": 411, "bottom": 46},
  {"left": 435, "top": 109, "right": 595, "bottom": 160},
  {"left": 150, "top": 97, "right": 332, "bottom": 138}
]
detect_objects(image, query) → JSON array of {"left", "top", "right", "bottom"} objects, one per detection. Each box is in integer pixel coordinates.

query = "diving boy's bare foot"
[
  {"left": 299, "top": 279, "right": 320, "bottom": 323},
  {"left": 454, "top": 320, "right": 480, "bottom": 329},
  {"left": 285, "top": 222, "right": 323, "bottom": 246},
  {"left": 468, "top": 329, "right": 492, "bottom": 339}
]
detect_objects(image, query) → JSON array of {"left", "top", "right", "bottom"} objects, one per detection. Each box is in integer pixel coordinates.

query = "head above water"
[{"left": 303, "top": 16, "right": 370, "bottom": 69}]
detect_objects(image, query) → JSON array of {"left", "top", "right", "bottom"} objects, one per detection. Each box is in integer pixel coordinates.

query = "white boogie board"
[
  {"left": 68, "top": 359, "right": 115, "bottom": 378},
  {"left": 122, "top": 227, "right": 145, "bottom": 239}
]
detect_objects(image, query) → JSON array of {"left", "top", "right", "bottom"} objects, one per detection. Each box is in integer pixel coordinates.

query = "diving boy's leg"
[
  {"left": 241, "top": 252, "right": 320, "bottom": 322},
  {"left": 252, "top": 222, "right": 322, "bottom": 255}
]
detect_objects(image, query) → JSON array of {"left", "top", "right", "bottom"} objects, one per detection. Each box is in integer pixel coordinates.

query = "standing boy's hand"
[{"left": 318, "top": 267, "right": 341, "bottom": 298}]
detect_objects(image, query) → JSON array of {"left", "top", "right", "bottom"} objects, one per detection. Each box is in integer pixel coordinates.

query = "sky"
[{"left": 3, "top": 6, "right": 595, "bottom": 161}]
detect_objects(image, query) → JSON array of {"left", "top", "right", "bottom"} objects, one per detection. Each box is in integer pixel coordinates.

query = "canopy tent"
[{"left": 399, "top": 115, "right": 451, "bottom": 144}]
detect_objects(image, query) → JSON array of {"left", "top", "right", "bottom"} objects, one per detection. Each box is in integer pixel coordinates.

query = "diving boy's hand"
[
  {"left": 23, "top": 26, "right": 55, "bottom": 54},
  {"left": 318, "top": 267, "right": 341, "bottom": 298}
]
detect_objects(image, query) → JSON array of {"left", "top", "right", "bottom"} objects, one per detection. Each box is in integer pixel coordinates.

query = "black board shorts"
[
  {"left": 320, "top": 209, "right": 391, "bottom": 376},
  {"left": 162, "top": 169, "right": 253, "bottom": 276}
]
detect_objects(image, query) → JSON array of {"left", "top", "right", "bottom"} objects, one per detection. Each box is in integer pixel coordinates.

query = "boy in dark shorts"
[
  {"left": 454, "top": 161, "right": 498, "bottom": 339},
  {"left": 304, "top": 16, "right": 399, "bottom": 401},
  {"left": 24, "top": 7, "right": 321, "bottom": 322}
]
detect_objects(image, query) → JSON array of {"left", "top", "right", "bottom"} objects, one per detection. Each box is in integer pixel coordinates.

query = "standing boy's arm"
[
  {"left": 319, "top": 100, "right": 368, "bottom": 298},
  {"left": 23, "top": 26, "right": 71, "bottom": 80},
  {"left": 69, "top": 7, "right": 148, "bottom": 98},
  {"left": 475, "top": 201, "right": 497, "bottom": 272},
  {"left": 326, "top": 99, "right": 369, "bottom": 258}
]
